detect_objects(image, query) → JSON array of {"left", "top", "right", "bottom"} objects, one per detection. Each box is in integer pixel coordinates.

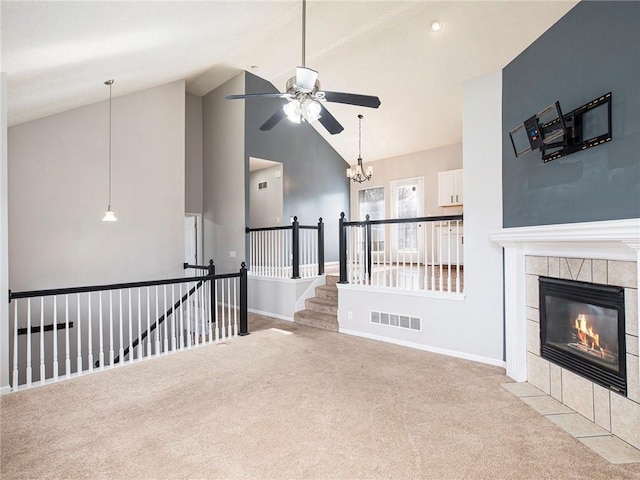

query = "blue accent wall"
[
  {"left": 502, "top": 1, "right": 640, "bottom": 227},
  {"left": 244, "top": 72, "right": 350, "bottom": 261}
]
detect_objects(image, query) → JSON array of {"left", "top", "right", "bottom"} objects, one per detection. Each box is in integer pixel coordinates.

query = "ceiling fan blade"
[
  {"left": 322, "top": 91, "right": 381, "bottom": 109},
  {"left": 318, "top": 104, "right": 344, "bottom": 135},
  {"left": 296, "top": 67, "right": 318, "bottom": 91},
  {"left": 226, "top": 93, "right": 289, "bottom": 100},
  {"left": 259, "top": 108, "right": 287, "bottom": 131}
]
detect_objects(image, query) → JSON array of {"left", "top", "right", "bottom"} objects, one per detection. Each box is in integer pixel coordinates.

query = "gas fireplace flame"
[{"left": 574, "top": 314, "right": 604, "bottom": 358}]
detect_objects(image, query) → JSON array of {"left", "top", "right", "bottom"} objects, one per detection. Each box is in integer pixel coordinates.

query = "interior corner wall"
[
  {"left": 1, "top": 73, "right": 9, "bottom": 391},
  {"left": 8, "top": 80, "right": 186, "bottom": 290},
  {"left": 202, "top": 73, "right": 246, "bottom": 273},
  {"left": 243, "top": 72, "right": 350, "bottom": 262},
  {"left": 185, "top": 93, "right": 203, "bottom": 214},
  {"left": 502, "top": 1, "right": 640, "bottom": 227}
]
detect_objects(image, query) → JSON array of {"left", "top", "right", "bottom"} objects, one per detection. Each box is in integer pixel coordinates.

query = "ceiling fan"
[{"left": 225, "top": 0, "right": 381, "bottom": 135}]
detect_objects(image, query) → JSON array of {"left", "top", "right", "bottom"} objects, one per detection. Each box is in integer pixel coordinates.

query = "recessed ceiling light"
[
  {"left": 250, "top": 65, "right": 259, "bottom": 71},
  {"left": 430, "top": 20, "right": 443, "bottom": 32}
]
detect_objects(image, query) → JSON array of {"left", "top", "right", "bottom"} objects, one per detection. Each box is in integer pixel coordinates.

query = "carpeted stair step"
[
  {"left": 325, "top": 275, "right": 339, "bottom": 286},
  {"left": 294, "top": 309, "right": 338, "bottom": 332},
  {"left": 315, "top": 284, "right": 338, "bottom": 301},
  {"left": 305, "top": 296, "right": 338, "bottom": 316}
]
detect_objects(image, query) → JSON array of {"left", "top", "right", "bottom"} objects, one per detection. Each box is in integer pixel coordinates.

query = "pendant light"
[
  {"left": 102, "top": 79, "right": 117, "bottom": 222},
  {"left": 347, "top": 114, "right": 373, "bottom": 183}
]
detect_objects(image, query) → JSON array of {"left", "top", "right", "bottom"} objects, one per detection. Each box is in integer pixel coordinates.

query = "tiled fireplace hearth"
[{"left": 492, "top": 219, "right": 640, "bottom": 451}]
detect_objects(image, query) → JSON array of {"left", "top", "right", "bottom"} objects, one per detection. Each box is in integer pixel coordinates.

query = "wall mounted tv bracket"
[{"left": 509, "top": 92, "right": 612, "bottom": 163}]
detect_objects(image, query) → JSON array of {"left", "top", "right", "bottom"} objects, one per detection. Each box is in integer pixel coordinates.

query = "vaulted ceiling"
[{"left": 1, "top": 0, "right": 577, "bottom": 163}]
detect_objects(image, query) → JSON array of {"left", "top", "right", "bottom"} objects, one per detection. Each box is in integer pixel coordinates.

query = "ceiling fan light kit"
[{"left": 225, "top": 0, "right": 380, "bottom": 135}]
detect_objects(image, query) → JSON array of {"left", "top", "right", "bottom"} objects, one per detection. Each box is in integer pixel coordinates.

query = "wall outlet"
[
  {"left": 229, "top": 251, "right": 236, "bottom": 258},
  {"left": 348, "top": 311, "right": 353, "bottom": 319}
]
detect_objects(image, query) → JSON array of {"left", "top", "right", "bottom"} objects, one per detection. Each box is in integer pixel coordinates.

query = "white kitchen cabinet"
[
  {"left": 434, "top": 224, "right": 464, "bottom": 266},
  {"left": 438, "top": 169, "right": 463, "bottom": 207}
]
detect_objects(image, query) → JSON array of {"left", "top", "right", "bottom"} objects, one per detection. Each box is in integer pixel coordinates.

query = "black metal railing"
[
  {"left": 8, "top": 262, "right": 248, "bottom": 390},
  {"left": 338, "top": 212, "right": 464, "bottom": 292},
  {"left": 246, "top": 216, "right": 324, "bottom": 279}
]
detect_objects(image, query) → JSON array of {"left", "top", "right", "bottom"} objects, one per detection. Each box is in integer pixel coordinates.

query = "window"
[{"left": 358, "top": 187, "right": 385, "bottom": 252}]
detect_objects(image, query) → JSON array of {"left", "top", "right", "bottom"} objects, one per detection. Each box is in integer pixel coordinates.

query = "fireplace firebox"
[{"left": 539, "top": 276, "right": 626, "bottom": 396}]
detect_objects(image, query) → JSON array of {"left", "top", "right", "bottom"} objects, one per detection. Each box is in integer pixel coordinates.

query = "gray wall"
[
  {"left": 249, "top": 164, "right": 283, "bottom": 228},
  {"left": 243, "top": 72, "right": 350, "bottom": 261},
  {"left": 502, "top": 1, "right": 640, "bottom": 227},
  {"left": 8, "top": 81, "right": 186, "bottom": 290},
  {"left": 185, "top": 93, "right": 203, "bottom": 214},
  {"left": 202, "top": 73, "right": 246, "bottom": 273}
]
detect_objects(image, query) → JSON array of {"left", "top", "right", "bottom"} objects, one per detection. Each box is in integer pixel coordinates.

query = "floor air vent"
[{"left": 371, "top": 311, "right": 421, "bottom": 331}]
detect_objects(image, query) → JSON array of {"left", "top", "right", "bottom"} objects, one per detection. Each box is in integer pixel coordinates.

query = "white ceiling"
[{"left": 1, "top": 0, "right": 578, "bottom": 164}]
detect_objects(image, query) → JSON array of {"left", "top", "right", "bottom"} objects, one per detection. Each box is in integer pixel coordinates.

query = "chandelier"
[{"left": 346, "top": 114, "right": 372, "bottom": 183}]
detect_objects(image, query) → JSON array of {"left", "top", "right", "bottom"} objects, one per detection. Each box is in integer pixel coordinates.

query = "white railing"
[
  {"left": 8, "top": 265, "right": 248, "bottom": 392},
  {"left": 247, "top": 216, "right": 324, "bottom": 279},
  {"left": 339, "top": 213, "right": 464, "bottom": 294}
]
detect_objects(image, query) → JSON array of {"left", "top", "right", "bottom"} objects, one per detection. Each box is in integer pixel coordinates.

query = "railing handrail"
[
  {"left": 245, "top": 224, "right": 319, "bottom": 233},
  {"left": 8, "top": 268, "right": 244, "bottom": 301},
  {"left": 342, "top": 213, "right": 463, "bottom": 227}
]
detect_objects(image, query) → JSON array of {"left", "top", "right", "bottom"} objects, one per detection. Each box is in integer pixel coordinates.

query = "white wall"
[
  {"left": 349, "top": 144, "right": 463, "bottom": 220},
  {"left": 185, "top": 93, "right": 203, "bottom": 215},
  {"left": 1, "top": 73, "right": 9, "bottom": 392},
  {"left": 338, "top": 71, "right": 505, "bottom": 366},
  {"left": 202, "top": 73, "right": 246, "bottom": 274},
  {"left": 8, "top": 81, "right": 186, "bottom": 290},
  {"left": 249, "top": 164, "right": 283, "bottom": 228}
]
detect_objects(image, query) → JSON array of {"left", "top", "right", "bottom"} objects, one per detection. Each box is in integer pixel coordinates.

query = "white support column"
[
  {"left": 502, "top": 242, "right": 527, "bottom": 381},
  {"left": 1, "top": 73, "right": 10, "bottom": 394}
]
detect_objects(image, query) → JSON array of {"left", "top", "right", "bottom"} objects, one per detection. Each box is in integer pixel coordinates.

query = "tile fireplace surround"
[{"left": 492, "top": 218, "right": 640, "bottom": 450}]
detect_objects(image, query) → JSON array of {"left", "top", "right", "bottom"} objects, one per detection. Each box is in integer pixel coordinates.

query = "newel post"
[
  {"left": 339, "top": 212, "right": 348, "bottom": 283},
  {"left": 239, "top": 262, "right": 249, "bottom": 336},
  {"left": 291, "top": 216, "right": 300, "bottom": 279},
  {"left": 317, "top": 217, "right": 325, "bottom": 275},
  {"left": 208, "top": 259, "right": 216, "bottom": 326}
]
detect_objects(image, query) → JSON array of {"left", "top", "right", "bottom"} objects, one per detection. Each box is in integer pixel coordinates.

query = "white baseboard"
[
  {"left": 339, "top": 328, "right": 506, "bottom": 369},
  {"left": 248, "top": 308, "right": 294, "bottom": 323}
]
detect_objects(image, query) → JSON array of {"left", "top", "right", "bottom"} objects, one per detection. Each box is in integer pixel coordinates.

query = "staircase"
[{"left": 294, "top": 275, "right": 339, "bottom": 332}]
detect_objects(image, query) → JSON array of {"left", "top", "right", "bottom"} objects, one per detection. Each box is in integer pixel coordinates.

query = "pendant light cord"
[
  {"left": 358, "top": 114, "right": 363, "bottom": 163},
  {"left": 302, "top": 0, "right": 306, "bottom": 67},
  {"left": 105, "top": 79, "right": 114, "bottom": 210}
]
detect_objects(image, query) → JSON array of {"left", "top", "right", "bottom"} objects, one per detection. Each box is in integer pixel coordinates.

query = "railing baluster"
[
  {"left": 233, "top": 277, "right": 238, "bottom": 337},
  {"left": 163, "top": 285, "right": 169, "bottom": 353},
  {"left": 155, "top": 286, "right": 160, "bottom": 355},
  {"left": 171, "top": 284, "right": 176, "bottom": 351},
  {"left": 119, "top": 290, "right": 124, "bottom": 363},
  {"left": 220, "top": 279, "right": 226, "bottom": 339},
  {"left": 227, "top": 278, "right": 232, "bottom": 338},
  {"left": 39, "top": 298, "right": 44, "bottom": 383},
  {"left": 455, "top": 220, "right": 461, "bottom": 293},
  {"left": 12, "top": 300, "right": 19, "bottom": 389},
  {"left": 193, "top": 281, "right": 199, "bottom": 346},
  {"left": 186, "top": 282, "right": 192, "bottom": 348},
  {"left": 146, "top": 286, "right": 151, "bottom": 356},
  {"left": 128, "top": 289, "right": 133, "bottom": 362},
  {"left": 53, "top": 296, "right": 59, "bottom": 380},
  {"left": 98, "top": 292, "right": 104, "bottom": 369},
  {"left": 77, "top": 294, "right": 82, "bottom": 375},
  {"left": 214, "top": 279, "right": 220, "bottom": 341},
  {"left": 88, "top": 293, "right": 93, "bottom": 372},
  {"left": 27, "top": 299, "right": 32, "bottom": 386},
  {"left": 207, "top": 280, "right": 213, "bottom": 342},
  {"left": 109, "top": 290, "right": 114, "bottom": 367},
  {"left": 447, "top": 221, "right": 452, "bottom": 293},
  {"left": 65, "top": 295, "right": 71, "bottom": 377},
  {"left": 179, "top": 283, "right": 184, "bottom": 349},
  {"left": 137, "top": 287, "right": 142, "bottom": 358}
]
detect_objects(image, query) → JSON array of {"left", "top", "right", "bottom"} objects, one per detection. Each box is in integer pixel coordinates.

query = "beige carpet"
[{"left": 2, "top": 314, "right": 640, "bottom": 480}]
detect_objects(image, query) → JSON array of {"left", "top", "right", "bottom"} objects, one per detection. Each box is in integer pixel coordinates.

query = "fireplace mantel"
[{"left": 491, "top": 218, "right": 640, "bottom": 381}]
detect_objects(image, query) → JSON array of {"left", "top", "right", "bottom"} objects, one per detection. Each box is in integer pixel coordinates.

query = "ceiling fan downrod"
[{"left": 301, "top": 0, "right": 306, "bottom": 68}]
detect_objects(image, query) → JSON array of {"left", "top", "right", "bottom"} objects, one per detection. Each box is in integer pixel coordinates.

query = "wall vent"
[
  {"left": 258, "top": 181, "right": 268, "bottom": 190},
  {"left": 370, "top": 311, "right": 421, "bottom": 331}
]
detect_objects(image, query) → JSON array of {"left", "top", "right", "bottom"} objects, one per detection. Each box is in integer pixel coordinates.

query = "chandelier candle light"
[
  {"left": 347, "top": 114, "right": 372, "bottom": 183},
  {"left": 102, "top": 79, "right": 117, "bottom": 222}
]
